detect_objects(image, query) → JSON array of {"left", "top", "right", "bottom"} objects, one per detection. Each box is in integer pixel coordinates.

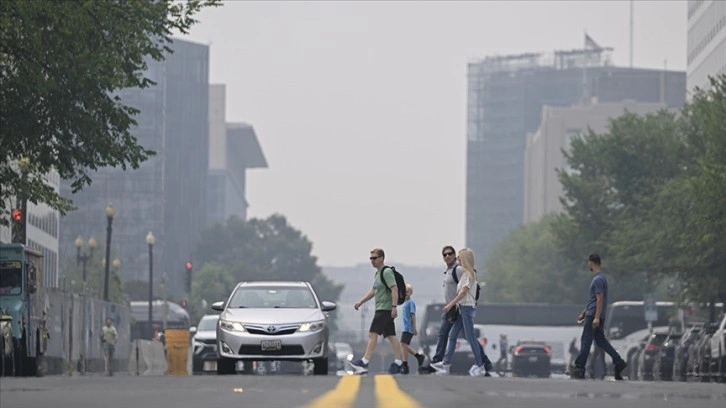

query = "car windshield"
[
  {"left": 228, "top": 286, "right": 317, "bottom": 309},
  {"left": 198, "top": 316, "right": 219, "bottom": 331}
]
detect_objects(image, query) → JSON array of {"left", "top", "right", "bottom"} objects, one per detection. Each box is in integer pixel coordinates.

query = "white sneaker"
[
  {"left": 430, "top": 361, "right": 450, "bottom": 374},
  {"left": 469, "top": 364, "right": 482, "bottom": 377}
]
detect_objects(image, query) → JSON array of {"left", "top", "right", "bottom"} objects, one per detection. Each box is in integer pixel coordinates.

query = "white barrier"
[{"left": 128, "top": 339, "right": 168, "bottom": 376}]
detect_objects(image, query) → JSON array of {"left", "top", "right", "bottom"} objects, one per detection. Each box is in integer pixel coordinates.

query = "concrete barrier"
[{"left": 128, "top": 339, "right": 167, "bottom": 376}]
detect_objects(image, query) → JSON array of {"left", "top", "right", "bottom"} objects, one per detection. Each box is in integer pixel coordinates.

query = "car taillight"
[
  {"left": 479, "top": 338, "right": 487, "bottom": 348},
  {"left": 455, "top": 339, "right": 462, "bottom": 351},
  {"left": 544, "top": 346, "right": 551, "bottom": 355},
  {"left": 645, "top": 343, "right": 659, "bottom": 351},
  {"left": 513, "top": 346, "right": 523, "bottom": 356}
]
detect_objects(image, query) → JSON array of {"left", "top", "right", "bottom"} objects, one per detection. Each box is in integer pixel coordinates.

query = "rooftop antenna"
[{"left": 629, "top": 0, "right": 634, "bottom": 67}]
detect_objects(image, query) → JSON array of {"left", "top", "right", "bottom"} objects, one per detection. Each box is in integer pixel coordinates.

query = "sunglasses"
[
  {"left": 442, "top": 252, "right": 455, "bottom": 257},
  {"left": 369, "top": 256, "right": 381, "bottom": 261}
]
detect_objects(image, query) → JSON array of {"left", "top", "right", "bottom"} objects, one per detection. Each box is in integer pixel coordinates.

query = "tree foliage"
[
  {"left": 0, "top": 0, "right": 220, "bottom": 223},
  {"left": 484, "top": 214, "right": 590, "bottom": 304},
  {"left": 193, "top": 215, "right": 344, "bottom": 322},
  {"left": 555, "top": 75, "right": 726, "bottom": 303},
  {"left": 60, "top": 253, "right": 124, "bottom": 304}
]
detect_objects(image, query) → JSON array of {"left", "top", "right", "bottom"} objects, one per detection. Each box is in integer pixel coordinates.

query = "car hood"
[
  {"left": 221, "top": 308, "right": 324, "bottom": 324},
  {"left": 193, "top": 329, "right": 217, "bottom": 341}
]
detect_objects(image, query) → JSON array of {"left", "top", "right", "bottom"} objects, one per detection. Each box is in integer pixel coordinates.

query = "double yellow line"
[{"left": 304, "top": 374, "right": 421, "bottom": 408}]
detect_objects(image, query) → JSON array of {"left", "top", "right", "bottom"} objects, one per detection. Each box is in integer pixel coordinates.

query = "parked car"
[
  {"left": 687, "top": 322, "right": 718, "bottom": 382},
  {"left": 213, "top": 281, "right": 337, "bottom": 375},
  {"left": 636, "top": 330, "right": 669, "bottom": 381},
  {"left": 652, "top": 332, "right": 682, "bottom": 381},
  {"left": 510, "top": 341, "right": 551, "bottom": 378},
  {"left": 672, "top": 324, "right": 703, "bottom": 382},
  {"left": 191, "top": 314, "right": 220, "bottom": 374}
]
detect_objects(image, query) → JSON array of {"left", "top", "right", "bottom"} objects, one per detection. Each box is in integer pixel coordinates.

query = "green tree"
[
  {"left": 555, "top": 109, "right": 685, "bottom": 288},
  {"left": 189, "top": 262, "right": 237, "bottom": 321},
  {"left": 60, "top": 254, "right": 124, "bottom": 303},
  {"left": 0, "top": 0, "right": 220, "bottom": 223},
  {"left": 484, "top": 214, "right": 589, "bottom": 304},
  {"left": 194, "top": 215, "right": 344, "bottom": 322},
  {"left": 123, "top": 279, "right": 166, "bottom": 302}
]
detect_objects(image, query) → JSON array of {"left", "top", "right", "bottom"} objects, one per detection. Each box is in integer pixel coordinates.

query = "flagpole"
[{"left": 630, "top": 0, "right": 634, "bottom": 67}]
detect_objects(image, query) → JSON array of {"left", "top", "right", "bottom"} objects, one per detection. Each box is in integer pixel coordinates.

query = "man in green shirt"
[{"left": 349, "top": 248, "right": 404, "bottom": 374}]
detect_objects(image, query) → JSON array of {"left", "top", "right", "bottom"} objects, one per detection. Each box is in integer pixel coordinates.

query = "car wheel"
[
  {"left": 217, "top": 356, "right": 236, "bottom": 375},
  {"left": 313, "top": 357, "right": 329, "bottom": 375}
]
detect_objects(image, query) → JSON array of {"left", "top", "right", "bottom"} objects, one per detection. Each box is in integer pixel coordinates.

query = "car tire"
[
  {"left": 217, "top": 356, "right": 236, "bottom": 375},
  {"left": 313, "top": 357, "right": 328, "bottom": 375}
]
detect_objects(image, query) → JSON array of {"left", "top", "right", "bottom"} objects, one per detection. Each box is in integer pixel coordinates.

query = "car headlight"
[
  {"left": 219, "top": 319, "right": 246, "bottom": 332},
  {"left": 298, "top": 320, "right": 325, "bottom": 332}
]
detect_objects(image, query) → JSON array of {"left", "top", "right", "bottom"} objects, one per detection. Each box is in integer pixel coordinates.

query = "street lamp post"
[
  {"left": 75, "top": 235, "right": 97, "bottom": 374},
  {"left": 103, "top": 204, "right": 116, "bottom": 301},
  {"left": 146, "top": 231, "right": 155, "bottom": 340}
]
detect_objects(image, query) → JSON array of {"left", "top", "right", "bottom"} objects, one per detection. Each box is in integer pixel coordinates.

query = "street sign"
[{"left": 644, "top": 293, "right": 658, "bottom": 322}]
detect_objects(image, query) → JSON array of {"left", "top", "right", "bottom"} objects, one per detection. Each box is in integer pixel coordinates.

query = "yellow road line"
[
  {"left": 304, "top": 375, "right": 361, "bottom": 408},
  {"left": 375, "top": 374, "right": 422, "bottom": 408}
]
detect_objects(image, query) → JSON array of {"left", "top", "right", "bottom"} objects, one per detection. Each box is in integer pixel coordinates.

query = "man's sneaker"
[
  {"left": 388, "top": 362, "right": 402, "bottom": 374},
  {"left": 415, "top": 353, "right": 426, "bottom": 367},
  {"left": 614, "top": 360, "right": 627, "bottom": 380},
  {"left": 430, "top": 361, "right": 450, "bottom": 375},
  {"left": 468, "top": 364, "right": 482, "bottom": 377},
  {"left": 570, "top": 366, "right": 585, "bottom": 379},
  {"left": 349, "top": 359, "right": 368, "bottom": 374},
  {"left": 400, "top": 362, "right": 410, "bottom": 375},
  {"left": 419, "top": 364, "right": 438, "bottom": 374}
]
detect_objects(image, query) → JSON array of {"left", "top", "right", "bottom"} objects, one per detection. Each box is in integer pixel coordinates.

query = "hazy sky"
[{"left": 186, "top": 1, "right": 686, "bottom": 268}]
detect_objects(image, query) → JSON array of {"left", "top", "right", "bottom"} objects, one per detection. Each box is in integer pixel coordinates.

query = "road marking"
[
  {"left": 375, "top": 375, "right": 422, "bottom": 408},
  {"left": 303, "top": 375, "right": 361, "bottom": 408}
]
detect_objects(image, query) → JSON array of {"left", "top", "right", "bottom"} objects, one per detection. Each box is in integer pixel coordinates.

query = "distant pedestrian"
[
  {"left": 399, "top": 284, "right": 426, "bottom": 374},
  {"left": 496, "top": 333, "right": 508, "bottom": 372},
  {"left": 566, "top": 337, "right": 579, "bottom": 374},
  {"left": 431, "top": 248, "right": 492, "bottom": 377},
  {"left": 349, "top": 248, "right": 404, "bottom": 374},
  {"left": 101, "top": 318, "right": 118, "bottom": 376},
  {"left": 425, "top": 245, "right": 492, "bottom": 375},
  {"left": 571, "top": 254, "right": 627, "bottom": 380}
]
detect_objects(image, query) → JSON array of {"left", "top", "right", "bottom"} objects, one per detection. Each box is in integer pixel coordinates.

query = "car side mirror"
[
  {"left": 321, "top": 301, "right": 337, "bottom": 312},
  {"left": 189, "top": 326, "right": 197, "bottom": 334},
  {"left": 211, "top": 301, "right": 225, "bottom": 312},
  {"left": 608, "top": 327, "right": 622, "bottom": 339}
]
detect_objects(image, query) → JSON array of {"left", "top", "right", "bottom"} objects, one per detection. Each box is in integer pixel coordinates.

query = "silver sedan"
[{"left": 212, "top": 281, "right": 336, "bottom": 375}]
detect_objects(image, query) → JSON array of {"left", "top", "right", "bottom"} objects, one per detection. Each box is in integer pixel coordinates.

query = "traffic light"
[
  {"left": 185, "top": 261, "right": 193, "bottom": 294},
  {"left": 11, "top": 208, "right": 25, "bottom": 244}
]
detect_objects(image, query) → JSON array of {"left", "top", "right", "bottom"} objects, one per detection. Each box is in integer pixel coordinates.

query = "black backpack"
[
  {"left": 451, "top": 265, "right": 481, "bottom": 303},
  {"left": 379, "top": 266, "right": 406, "bottom": 305}
]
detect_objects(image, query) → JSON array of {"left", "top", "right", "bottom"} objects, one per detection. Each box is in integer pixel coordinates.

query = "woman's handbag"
[{"left": 446, "top": 305, "right": 459, "bottom": 323}]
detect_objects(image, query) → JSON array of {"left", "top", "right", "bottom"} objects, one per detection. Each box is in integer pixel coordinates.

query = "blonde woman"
[{"left": 431, "top": 248, "right": 491, "bottom": 376}]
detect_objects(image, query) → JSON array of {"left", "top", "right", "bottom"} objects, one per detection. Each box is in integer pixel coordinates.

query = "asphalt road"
[{"left": 1, "top": 372, "right": 724, "bottom": 408}]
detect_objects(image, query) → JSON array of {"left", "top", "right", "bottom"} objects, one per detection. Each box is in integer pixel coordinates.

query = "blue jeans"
[
  {"left": 443, "top": 305, "right": 484, "bottom": 366},
  {"left": 574, "top": 315, "right": 623, "bottom": 368},
  {"left": 432, "top": 311, "right": 454, "bottom": 363}
]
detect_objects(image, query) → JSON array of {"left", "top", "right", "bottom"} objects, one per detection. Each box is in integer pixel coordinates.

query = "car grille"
[
  {"left": 246, "top": 328, "right": 297, "bottom": 336},
  {"left": 239, "top": 345, "right": 305, "bottom": 355},
  {"left": 198, "top": 338, "right": 216, "bottom": 345}
]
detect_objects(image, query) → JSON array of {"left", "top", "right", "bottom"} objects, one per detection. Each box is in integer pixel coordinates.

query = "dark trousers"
[
  {"left": 574, "top": 316, "right": 623, "bottom": 369},
  {"left": 432, "top": 311, "right": 492, "bottom": 368}
]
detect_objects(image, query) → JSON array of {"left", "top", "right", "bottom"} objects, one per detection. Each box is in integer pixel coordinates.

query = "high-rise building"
[
  {"left": 207, "top": 84, "right": 267, "bottom": 225},
  {"left": 466, "top": 47, "right": 685, "bottom": 263},
  {"left": 60, "top": 39, "right": 209, "bottom": 296},
  {"left": 687, "top": 0, "right": 726, "bottom": 92},
  {"left": 523, "top": 101, "right": 669, "bottom": 224}
]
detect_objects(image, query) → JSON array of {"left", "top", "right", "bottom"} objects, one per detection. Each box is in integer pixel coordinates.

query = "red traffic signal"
[
  {"left": 12, "top": 209, "right": 22, "bottom": 222},
  {"left": 185, "top": 261, "right": 193, "bottom": 270}
]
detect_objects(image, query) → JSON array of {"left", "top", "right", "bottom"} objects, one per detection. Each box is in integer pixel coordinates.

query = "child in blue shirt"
[{"left": 400, "top": 283, "right": 426, "bottom": 374}]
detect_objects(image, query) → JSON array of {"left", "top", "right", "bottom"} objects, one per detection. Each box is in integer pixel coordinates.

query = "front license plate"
[
  {"left": 203, "top": 361, "right": 217, "bottom": 371},
  {"left": 528, "top": 356, "right": 538, "bottom": 362},
  {"left": 261, "top": 340, "right": 282, "bottom": 351}
]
